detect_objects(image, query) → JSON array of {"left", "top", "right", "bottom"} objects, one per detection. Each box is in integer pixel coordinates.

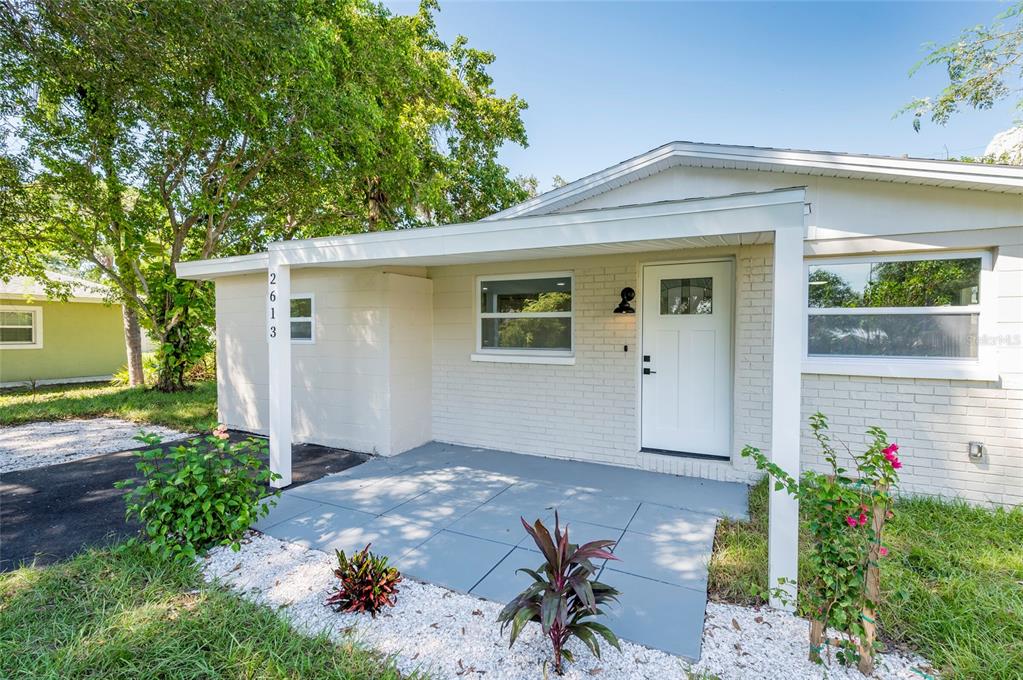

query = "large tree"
[
  {"left": 903, "top": 2, "right": 1023, "bottom": 135},
  {"left": 1, "top": 0, "right": 529, "bottom": 390}
]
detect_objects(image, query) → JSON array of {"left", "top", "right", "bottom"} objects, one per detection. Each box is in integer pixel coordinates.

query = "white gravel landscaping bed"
[
  {"left": 201, "top": 533, "right": 934, "bottom": 680},
  {"left": 0, "top": 418, "right": 189, "bottom": 473}
]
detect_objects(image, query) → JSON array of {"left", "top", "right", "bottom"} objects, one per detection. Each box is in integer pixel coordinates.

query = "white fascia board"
[
  {"left": 666, "top": 142, "right": 1023, "bottom": 186},
  {"left": 175, "top": 252, "right": 269, "bottom": 280},
  {"left": 483, "top": 142, "right": 681, "bottom": 220},
  {"left": 273, "top": 188, "right": 806, "bottom": 267},
  {"left": 173, "top": 188, "right": 805, "bottom": 278},
  {"left": 488, "top": 141, "right": 1023, "bottom": 220}
]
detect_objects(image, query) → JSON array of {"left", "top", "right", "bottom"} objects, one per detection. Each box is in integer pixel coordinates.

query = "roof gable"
[{"left": 485, "top": 141, "right": 1023, "bottom": 220}]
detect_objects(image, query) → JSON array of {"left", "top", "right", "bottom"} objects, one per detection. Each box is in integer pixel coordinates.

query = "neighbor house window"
[
  {"left": 0, "top": 306, "right": 42, "bottom": 349},
  {"left": 805, "top": 253, "right": 986, "bottom": 361},
  {"left": 477, "top": 273, "right": 572, "bottom": 355},
  {"left": 290, "top": 295, "right": 314, "bottom": 343}
]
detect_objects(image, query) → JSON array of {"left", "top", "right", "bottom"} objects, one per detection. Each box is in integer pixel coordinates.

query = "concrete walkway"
[{"left": 255, "top": 441, "right": 749, "bottom": 660}]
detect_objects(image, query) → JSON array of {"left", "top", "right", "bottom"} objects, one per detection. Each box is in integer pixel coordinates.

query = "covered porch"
[{"left": 178, "top": 186, "right": 808, "bottom": 610}]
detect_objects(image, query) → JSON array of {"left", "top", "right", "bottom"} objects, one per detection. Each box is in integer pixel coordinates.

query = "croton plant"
[
  {"left": 497, "top": 513, "right": 621, "bottom": 675},
  {"left": 325, "top": 544, "right": 402, "bottom": 616}
]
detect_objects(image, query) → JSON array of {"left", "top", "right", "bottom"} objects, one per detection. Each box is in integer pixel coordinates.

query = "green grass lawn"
[
  {"left": 0, "top": 381, "right": 217, "bottom": 432},
  {"left": 0, "top": 544, "right": 408, "bottom": 680},
  {"left": 709, "top": 478, "right": 1023, "bottom": 680}
]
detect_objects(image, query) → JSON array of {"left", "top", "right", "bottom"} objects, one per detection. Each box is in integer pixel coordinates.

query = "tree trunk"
[
  {"left": 121, "top": 303, "right": 145, "bottom": 386},
  {"left": 154, "top": 329, "right": 189, "bottom": 392}
]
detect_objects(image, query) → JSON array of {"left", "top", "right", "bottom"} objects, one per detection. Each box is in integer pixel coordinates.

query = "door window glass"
[{"left": 660, "top": 277, "right": 712, "bottom": 315}]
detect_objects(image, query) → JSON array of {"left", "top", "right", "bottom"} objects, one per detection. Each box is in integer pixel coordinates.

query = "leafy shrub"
[
  {"left": 497, "top": 513, "right": 621, "bottom": 675},
  {"left": 742, "top": 412, "right": 902, "bottom": 675},
  {"left": 110, "top": 352, "right": 159, "bottom": 386},
  {"left": 325, "top": 544, "right": 402, "bottom": 616},
  {"left": 112, "top": 351, "right": 215, "bottom": 387},
  {"left": 185, "top": 350, "right": 216, "bottom": 383},
  {"left": 115, "top": 428, "right": 279, "bottom": 561}
]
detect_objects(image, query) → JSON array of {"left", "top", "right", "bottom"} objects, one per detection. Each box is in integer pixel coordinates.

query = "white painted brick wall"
[
  {"left": 430, "top": 249, "right": 768, "bottom": 485},
  {"left": 431, "top": 244, "right": 1022, "bottom": 506},
  {"left": 740, "top": 246, "right": 1023, "bottom": 508},
  {"left": 215, "top": 245, "right": 1020, "bottom": 507},
  {"left": 431, "top": 259, "right": 641, "bottom": 468},
  {"left": 732, "top": 248, "right": 774, "bottom": 479}
]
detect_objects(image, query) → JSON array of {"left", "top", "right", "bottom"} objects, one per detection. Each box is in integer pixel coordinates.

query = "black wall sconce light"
[{"left": 613, "top": 287, "right": 636, "bottom": 314}]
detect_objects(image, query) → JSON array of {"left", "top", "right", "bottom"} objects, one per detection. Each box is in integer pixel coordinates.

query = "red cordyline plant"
[
  {"left": 741, "top": 412, "right": 902, "bottom": 676},
  {"left": 325, "top": 544, "right": 401, "bottom": 617},
  {"left": 497, "top": 513, "right": 621, "bottom": 675}
]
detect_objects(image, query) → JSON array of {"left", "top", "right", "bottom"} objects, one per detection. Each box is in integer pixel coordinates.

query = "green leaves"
[
  {"left": 902, "top": 3, "right": 1023, "bottom": 134},
  {"left": 116, "top": 431, "right": 278, "bottom": 562},
  {"left": 2, "top": 0, "right": 530, "bottom": 391},
  {"left": 742, "top": 412, "right": 901, "bottom": 670}
]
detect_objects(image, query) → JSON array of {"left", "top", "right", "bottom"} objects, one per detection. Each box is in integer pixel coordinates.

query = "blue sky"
[{"left": 389, "top": 1, "right": 1017, "bottom": 190}]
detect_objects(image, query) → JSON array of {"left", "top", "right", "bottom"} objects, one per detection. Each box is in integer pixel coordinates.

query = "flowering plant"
[{"left": 741, "top": 412, "right": 901, "bottom": 675}]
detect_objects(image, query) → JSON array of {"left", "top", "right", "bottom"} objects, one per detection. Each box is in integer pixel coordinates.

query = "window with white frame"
[
  {"left": 478, "top": 274, "right": 572, "bottom": 354},
  {"left": 290, "top": 295, "right": 314, "bottom": 343},
  {"left": 0, "top": 306, "right": 42, "bottom": 349},
  {"left": 805, "top": 253, "right": 987, "bottom": 361}
]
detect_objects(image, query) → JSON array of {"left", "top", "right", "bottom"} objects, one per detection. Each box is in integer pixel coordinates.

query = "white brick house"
[{"left": 179, "top": 142, "right": 1023, "bottom": 599}]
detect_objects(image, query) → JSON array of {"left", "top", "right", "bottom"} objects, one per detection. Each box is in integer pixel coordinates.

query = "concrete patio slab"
[
  {"left": 400, "top": 442, "right": 750, "bottom": 519},
  {"left": 627, "top": 502, "right": 720, "bottom": 539},
  {"left": 606, "top": 528, "right": 713, "bottom": 590},
  {"left": 518, "top": 518, "right": 625, "bottom": 553},
  {"left": 262, "top": 503, "right": 376, "bottom": 550},
  {"left": 253, "top": 493, "right": 322, "bottom": 532},
  {"left": 445, "top": 501, "right": 550, "bottom": 546},
  {"left": 253, "top": 441, "right": 750, "bottom": 661},
  {"left": 327, "top": 514, "right": 437, "bottom": 558},
  {"left": 599, "top": 570, "right": 707, "bottom": 660},
  {"left": 551, "top": 493, "right": 641, "bottom": 531},
  {"left": 381, "top": 486, "right": 506, "bottom": 530},
  {"left": 399, "top": 530, "right": 515, "bottom": 593},
  {"left": 290, "top": 473, "right": 431, "bottom": 514},
  {"left": 468, "top": 546, "right": 541, "bottom": 604}
]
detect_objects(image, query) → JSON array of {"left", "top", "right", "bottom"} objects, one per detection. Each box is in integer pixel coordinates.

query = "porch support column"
[
  {"left": 267, "top": 250, "right": 292, "bottom": 488},
  {"left": 768, "top": 226, "right": 803, "bottom": 610}
]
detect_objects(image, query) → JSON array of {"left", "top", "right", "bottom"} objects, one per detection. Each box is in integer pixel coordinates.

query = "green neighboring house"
[{"left": 0, "top": 273, "right": 127, "bottom": 387}]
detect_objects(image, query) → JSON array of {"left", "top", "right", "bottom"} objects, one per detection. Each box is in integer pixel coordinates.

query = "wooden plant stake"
[
  {"left": 857, "top": 486, "right": 887, "bottom": 675},
  {"left": 809, "top": 619, "right": 826, "bottom": 664}
]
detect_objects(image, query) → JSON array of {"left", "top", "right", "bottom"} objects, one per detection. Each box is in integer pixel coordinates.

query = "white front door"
[{"left": 641, "top": 261, "right": 733, "bottom": 458}]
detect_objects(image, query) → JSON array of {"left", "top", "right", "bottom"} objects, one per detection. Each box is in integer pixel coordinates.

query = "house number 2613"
[{"left": 268, "top": 271, "right": 278, "bottom": 339}]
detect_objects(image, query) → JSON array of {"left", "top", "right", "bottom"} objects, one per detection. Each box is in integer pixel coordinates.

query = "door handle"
[{"left": 643, "top": 367, "right": 656, "bottom": 375}]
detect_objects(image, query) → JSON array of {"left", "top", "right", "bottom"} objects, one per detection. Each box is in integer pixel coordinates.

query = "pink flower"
[
  {"left": 859, "top": 513, "right": 868, "bottom": 526},
  {"left": 846, "top": 516, "right": 858, "bottom": 528},
  {"left": 891, "top": 459, "right": 902, "bottom": 470},
  {"left": 212, "top": 424, "right": 230, "bottom": 441},
  {"left": 883, "top": 443, "right": 899, "bottom": 456},
  {"left": 879, "top": 547, "right": 889, "bottom": 557}
]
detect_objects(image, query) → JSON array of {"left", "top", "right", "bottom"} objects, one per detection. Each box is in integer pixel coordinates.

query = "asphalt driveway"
[{"left": 0, "top": 433, "right": 366, "bottom": 572}]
